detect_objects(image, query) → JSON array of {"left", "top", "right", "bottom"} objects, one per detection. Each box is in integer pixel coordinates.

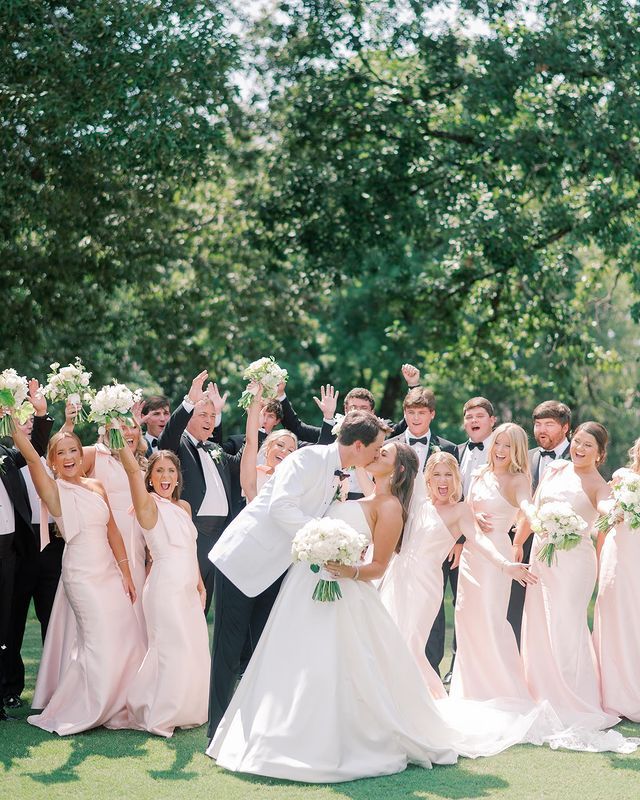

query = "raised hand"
[
  {"left": 187, "top": 370, "right": 209, "bottom": 405},
  {"left": 313, "top": 384, "right": 339, "bottom": 420},
  {"left": 131, "top": 398, "right": 146, "bottom": 428},
  {"left": 28, "top": 378, "right": 47, "bottom": 416},
  {"left": 206, "top": 382, "right": 229, "bottom": 415},
  {"left": 401, "top": 363, "right": 420, "bottom": 387}
]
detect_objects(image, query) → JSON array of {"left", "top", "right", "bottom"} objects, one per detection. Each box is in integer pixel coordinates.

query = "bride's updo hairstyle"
[
  {"left": 628, "top": 437, "right": 640, "bottom": 474},
  {"left": 47, "top": 431, "right": 84, "bottom": 475},
  {"left": 424, "top": 451, "right": 462, "bottom": 504},
  {"left": 389, "top": 443, "right": 419, "bottom": 552},
  {"left": 573, "top": 421, "right": 609, "bottom": 466}
]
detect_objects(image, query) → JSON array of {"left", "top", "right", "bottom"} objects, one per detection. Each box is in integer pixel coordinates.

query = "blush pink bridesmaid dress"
[
  {"left": 126, "top": 494, "right": 210, "bottom": 736},
  {"left": 522, "top": 460, "right": 619, "bottom": 730},
  {"left": 28, "top": 480, "right": 144, "bottom": 734},
  {"left": 450, "top": 470, "right": 531, "bottom": 702},
  {"left": 593, "top": 467, "right": 640, "bottom": 722},
  {"left": 379, "top": 499, "right": 456, "bottom": 699}
]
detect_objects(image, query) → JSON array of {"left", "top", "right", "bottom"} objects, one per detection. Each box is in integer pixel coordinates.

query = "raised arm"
[
  {"left": 9, "top": 416, "right": 61, "bottom": 516},
  {"left": 279, "top": 395, "right": 322, "bottom": 443},
  {"left": 116, "top": 432, "right": 157, "bottom": 529},
  {"left": 240, "top": 382, "right": 263, "bottom": 503},
  {"left": 158, "top": 370, "right": 208, "bottom": 451}
]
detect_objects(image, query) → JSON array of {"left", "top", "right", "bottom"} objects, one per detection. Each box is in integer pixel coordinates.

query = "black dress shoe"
[
  {"left": 0, "top": 707, "right": 17, "bottom": 721},
  {"left": 442, "top": 671, "right": 453, "bottom": 686},
  {"left": 4, "top": 695, "right": 23, "bottom": 709}
]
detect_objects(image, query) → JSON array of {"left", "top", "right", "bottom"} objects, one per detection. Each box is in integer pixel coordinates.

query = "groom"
[{"left": 206, "top": 410, "right": 388, "bottom": 740}]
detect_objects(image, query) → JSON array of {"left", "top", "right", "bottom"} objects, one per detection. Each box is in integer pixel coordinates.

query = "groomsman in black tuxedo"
[
  {"left": 457, "top": 397, "right": 497, "bottom": 498},
  {"left": 140, "top": 395, "right": 171, "bottom": 456},
  {"left": 1, "top": 384, "right": 54, "bottom": 714},
  {"left": 385, "top": 386, "right": 459, "bottom": 679},
  {"left": 158, "top": 371, "right": 238, "bottom": 616},
  {"left": 507, "top": 400, "right": 571, "bottom": 646}
]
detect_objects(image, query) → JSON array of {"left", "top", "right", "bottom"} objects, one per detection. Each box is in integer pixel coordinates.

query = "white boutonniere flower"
[
  {"left": 431, "top": 444, "right": 441, "bottom": 453},
  {"left": 0, "top": 454, "right": 6, "bottom": 475},
  {"left": 208, "top": 445, "right": 223, "bottom": 464}
]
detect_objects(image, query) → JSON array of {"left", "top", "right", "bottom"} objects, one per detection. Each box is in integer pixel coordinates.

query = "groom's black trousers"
[
  {"left": 425, "top": 557, "right": 459, "bottom": 676},
  {"left": 208, "top": 570, "right": 284, "bottom": 739}
]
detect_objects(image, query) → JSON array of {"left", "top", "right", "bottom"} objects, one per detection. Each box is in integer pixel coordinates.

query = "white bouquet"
[
  {"left": 89, "top": 383, "right": 142, "bottom": 450},
  {"left": 597, "top": 471, "right": 640, "bottom": 532},
  {"left": 0, "top": 369, "right": 34, "bottom": 438},
  {"left": 43, "top": 358, "right": 93, "bottom": 421},
  {"left": 238, "top": 357, "right": 287, "bottom": 412},
  {"left": 291, "top": 517, "right": 368, "bottom": 601},
  {"left": 530, "top": 501, "right": 588, "bottom": 567}
]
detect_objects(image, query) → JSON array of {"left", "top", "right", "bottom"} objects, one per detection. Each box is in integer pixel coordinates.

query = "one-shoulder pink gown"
[
  {"left": 126, "top": 495, "right": 210, "bottom": 736},
  {"left": 28, "top": 480, "right": 144, "bottom": 734},
  {"left": 450, "top": 470, "right": 531, "bottom": 701},
  {"left": 379, "top": 500, "right": 456, "bottom": 699},
  {"left": 522, "top": 460, "right": 619, "bottom": 729},
  {"left": 593, "top": 467, "right": 640, "bottom": 722}
]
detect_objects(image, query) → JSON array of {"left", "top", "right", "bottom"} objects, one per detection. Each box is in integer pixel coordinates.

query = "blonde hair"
[
  {"left": 486, "top": 423, "right": 531, "bottom": 479},
  {"left": 424, "top": 451, "right": 462, "bottom": 504},
  {"left": 47, "top": 431, "right": 84, "bottom": 474},
  {"left": 628, "top": 437, "right": 640, "bottom": 474},
  {"left": 260, "top": 430, "right": 298, "bottom": 465}
]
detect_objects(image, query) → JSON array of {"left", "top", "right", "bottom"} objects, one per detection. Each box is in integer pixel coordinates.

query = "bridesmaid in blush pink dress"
[
  {"left": 11, "top": 424, "right": 143, "bottom": 735},
  {"left": 116, "top": 437, "right": 210, "bottom": 737},
  {"left": 380, "top": 451, "right": 535, "bottom": 700},
  {"left": 516, "top": 421, "right": 619, "bottom": 730},
  {"left": 451, "top": 424, "right": 533, "bottom": 702},
  {"left": 593, "top": 437, "right": 640, "bottom": 722}
]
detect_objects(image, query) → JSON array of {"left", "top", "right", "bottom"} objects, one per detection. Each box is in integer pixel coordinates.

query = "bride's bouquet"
[
  {"left": 0, "top": 369, "right": 34, "bottom": 437},
  {"left": 238, "top": 357, "right": 287, "bottom": 412},
  {"left": 597, "top": 471, "right": 640, "bottom": 532},
  {"left": 43, "top": 358, "right": 93, "bottom": 421},
  {"left": 292, "top": 517, "right": 368, "bottom": 601},
  {"left": 529, "top": 501, "right": 588, "bottom": 567},
  {"left": 89, "top": 383, "right": 142, "bottom": 450}
]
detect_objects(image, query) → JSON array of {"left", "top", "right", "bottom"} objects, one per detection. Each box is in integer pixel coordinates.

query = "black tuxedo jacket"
[
  {"left": 221, "top": 430, "right": 268, "bottom": 456},
  {"left": 386, "top": 430, "right": 458, "bottom": 470},
  {"left": 1, "top": 415, "right": 54, "bottom": 556},
  {"left": 157, "top": 405, "right": 241, "bottom": 524},
  {"left": 529, "top": 444, "right": 571, "bottom": 493}
]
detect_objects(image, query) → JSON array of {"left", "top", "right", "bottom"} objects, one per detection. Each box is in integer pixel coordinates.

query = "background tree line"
[{"left": 2, "top": 0, "right": 639, "bottom": 470}]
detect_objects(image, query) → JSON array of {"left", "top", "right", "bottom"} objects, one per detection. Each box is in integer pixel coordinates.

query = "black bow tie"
[
  {"left": 334, "top": 469, "right": 350, "bottom": 481},
  {"left": 196, "top": 441, "right": 212, "bottom": 451},
  {"left": 540, "top": 450, "right": 556, "bottom": 459},
  {"left": 150, "top": 438, "right": 158, "bottom": 448},
  {"left": 468, "top": 441, "right": 484, "bottom": 451},
  {"left": 409, "top": 436, "right": 429, "bottom": 446}
]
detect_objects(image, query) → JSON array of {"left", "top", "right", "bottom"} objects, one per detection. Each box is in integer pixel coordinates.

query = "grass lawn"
[{"left": 1, "top": 595, "right": 639, "bottom": 800}]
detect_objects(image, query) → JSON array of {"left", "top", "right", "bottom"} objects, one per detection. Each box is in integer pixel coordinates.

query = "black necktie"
[
  {"left": 334, "top": 469, "right": 350, "bottom": 481},
  {"left": 468, "top": 441, "right": 484, "bottom": 451},
  {"left": 409, "top": 437, "right": 429, "bottom": 446},
  {"left": 540, "top": 450, "right": 556, "bottom": 459}
]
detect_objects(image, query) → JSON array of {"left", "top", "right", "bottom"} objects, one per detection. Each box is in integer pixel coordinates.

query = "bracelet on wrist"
[
  {"left": 117, "top": 557, "right": 129, "bottom": 565},
  {"left": 353, "top": 566, "right": 360, "bottom": 580}
]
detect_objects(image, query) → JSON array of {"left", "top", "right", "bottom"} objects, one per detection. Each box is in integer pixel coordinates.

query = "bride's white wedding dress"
[{"left": 207, "top": 500, "right": 614, "bottom": 783}]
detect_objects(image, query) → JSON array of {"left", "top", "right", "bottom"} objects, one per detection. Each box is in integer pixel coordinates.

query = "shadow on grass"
[
  {"left": 148, "top": 728, "right": 204, "bottom": 780},
  {"left": 210, "top": 762, "right": 509, "bottom": 799}
]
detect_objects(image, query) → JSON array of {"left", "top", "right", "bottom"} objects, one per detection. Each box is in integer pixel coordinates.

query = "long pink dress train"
[
  {"left": 522, "top": 459, "right": 619, "bottom": 730},
  {"left": 593, "top": 468, "right": 640, "bottom": 722},
  {"left": 28, "top": 480, "right": 144, "bottom": 735},
  {"left": 379, "top": 499, "right": 455, "bottom": 699},
  {"left": 126, "top": 495, "right": 210, "bottom": 736},
  {"left": 450, "top": 470, "right": 531, "bottom": 702}
]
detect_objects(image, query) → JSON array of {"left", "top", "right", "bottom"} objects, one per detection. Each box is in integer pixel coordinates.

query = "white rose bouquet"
[
  {"left": 0, "top": 369, "right": 34, "bottom": 438},
  {"left": 291, "top": 517, "right": 368, "bottom": 601},
  {"left": 89, "top": 383, "right": 142, "bottom": 450},
  {"left": 43, "top": 358, "right": 93, "bottom": 421},
  {"left": 238, "top": 357, "right": 287, "bottom": 412},
  {"left": 597, "top": 471, "right": 640, "bottom": 532},
  {"left": 530, "top": 501, "right": 588, "bottom": 567}
]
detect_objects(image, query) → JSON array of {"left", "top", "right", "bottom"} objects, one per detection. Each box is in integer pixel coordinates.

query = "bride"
[{"left": 207, "top": 442, "right": 578, "bottom": 782}]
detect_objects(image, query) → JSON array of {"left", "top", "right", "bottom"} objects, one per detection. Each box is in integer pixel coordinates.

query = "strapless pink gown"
[
  {"left": 522, "top": 460, "right": 619, "bottom": 729},
  {"left": 593, "top": 468, "right": 640, "bottom": 722},
  {"left": 379, "top": 500, "right": 456, "bottom": 699},
  {"left": 450, "top": 470, "right": 530, "bottom": 702},
  {"left": 126, "top": 495, "right": 210, "bottom": 736},
  {"left": 28, "top": 480, "right": 144, "bottom": 734}
]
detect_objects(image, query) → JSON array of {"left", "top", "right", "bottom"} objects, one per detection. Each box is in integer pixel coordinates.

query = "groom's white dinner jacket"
[{"left": 209, "top": 442, "right": 342, "bottom": 597}]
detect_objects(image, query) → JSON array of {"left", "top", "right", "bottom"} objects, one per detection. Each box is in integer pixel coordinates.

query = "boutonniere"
[
  {"left": 332, "top": 469, "right": 350, "bottom": 503},
  {"left": 208, "top": 445, "right": 223, "bottom": 464},
  {"left": 0, "top": 454, "right": 5, "bottom": 475},
  {"left": 431, "top": 444, "right": 441, "bottom": 453}
]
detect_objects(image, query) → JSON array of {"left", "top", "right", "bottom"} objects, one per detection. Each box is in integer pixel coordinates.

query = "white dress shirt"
[
  {"left": 186, "top": 431, "right": 229, "bottom": 518},
  {"left": 0, "top": 478, "right": 16, "bottom": 536},
  {"left": 21, "top": 461, "right": 54, "bottom": 525},
  {"left": 538, "top": 438, "right": 570, "bottom": 484},
  {"left": 404, "top": 429, "right": 431, "bottom": 473},
  {"left": 144, "top": 432, "right": 159, "bottom": 453},
  {"left": 460, "top": 434, "right": 493, "bottom": 498}
]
